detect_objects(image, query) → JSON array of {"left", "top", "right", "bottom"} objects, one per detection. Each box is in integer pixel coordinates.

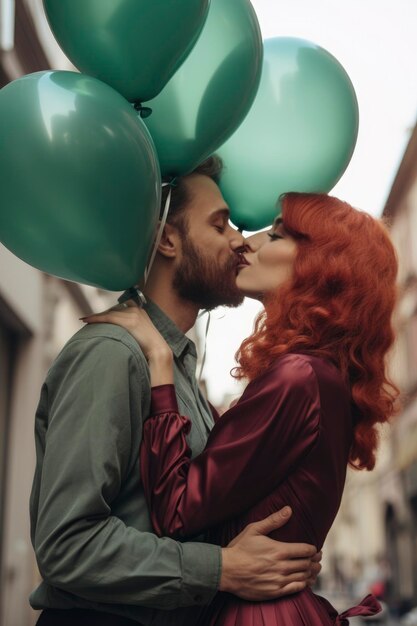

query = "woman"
[{"left": 84, "top": 193, "right": 398, "bottom": 625}]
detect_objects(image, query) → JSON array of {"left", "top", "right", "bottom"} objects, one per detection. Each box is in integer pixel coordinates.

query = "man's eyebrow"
[{"left": 210, "top": 208, "right": 230, "bottom": 220}]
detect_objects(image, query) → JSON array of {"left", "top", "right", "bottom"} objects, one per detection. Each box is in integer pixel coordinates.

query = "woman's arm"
[
  {"left": 141, "top": 354, "right": 321, "bottom": 538},
  {"left": 82, "top": 309, "right": 321, "bottom": 540}
]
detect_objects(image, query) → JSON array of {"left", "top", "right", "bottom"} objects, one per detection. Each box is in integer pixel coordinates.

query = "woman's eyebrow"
[{"left": 273, "top": 217, "right": 283, "bottom": 228}]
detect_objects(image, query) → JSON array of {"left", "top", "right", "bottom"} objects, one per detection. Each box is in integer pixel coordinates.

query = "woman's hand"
[{"left": 81, "top": 302, "right": 174, "bottom": 386}]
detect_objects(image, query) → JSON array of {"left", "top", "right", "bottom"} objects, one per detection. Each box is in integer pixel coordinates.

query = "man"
[{"left": 30, "top": 156, "right": 321, "bottom": 625}]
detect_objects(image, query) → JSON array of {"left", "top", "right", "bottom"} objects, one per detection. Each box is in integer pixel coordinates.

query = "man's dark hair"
[{"left": 160, "top": 155, "right": 224, "bottom": 234}]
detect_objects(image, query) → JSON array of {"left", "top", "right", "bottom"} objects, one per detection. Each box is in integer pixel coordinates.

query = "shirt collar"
[{"left": 144, "top": 299, "right": 196, "bottom": 360}]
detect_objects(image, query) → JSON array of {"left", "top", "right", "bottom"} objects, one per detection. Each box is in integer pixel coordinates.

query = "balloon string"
[
  {"left": 197, "top": 311, "right": 211, "bottom": 386},
  {"left": 144, "top": 184, "right": 172, "bottom": 285}
]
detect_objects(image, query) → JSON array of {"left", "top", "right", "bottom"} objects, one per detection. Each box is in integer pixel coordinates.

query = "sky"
[{"left": 200, "top": 0, "right": 417, "bottom": 405}]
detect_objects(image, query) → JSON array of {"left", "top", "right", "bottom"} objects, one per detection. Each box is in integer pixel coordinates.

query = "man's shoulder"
[
  {"left": 69, "top": 322, "right": 141, "bottom": 349},
  {"left": 51, "top": 323, "right": 148, "bottom": 374}
]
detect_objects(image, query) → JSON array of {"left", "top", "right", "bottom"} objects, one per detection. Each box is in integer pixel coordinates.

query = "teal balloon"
[
  {"left": 218, "top": 37, "right": 360, "bottom": 231},
  {"left": 0, "top": 71, "right": 161, "bottom": 291},
  {"left": 144, "top": 0, "right": 263, "bottom": 176},
  {"left": 43, "top": 0, "right": 210, "bottom": 103}
]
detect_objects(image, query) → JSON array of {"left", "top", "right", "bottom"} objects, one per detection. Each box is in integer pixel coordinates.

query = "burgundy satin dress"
[{"left": 141, "top": 353, "right": 381, "bottom": 625}]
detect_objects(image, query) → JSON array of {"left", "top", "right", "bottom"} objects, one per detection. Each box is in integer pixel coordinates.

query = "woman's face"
[{"left": 236, "top": 218, "right": 298, "bottom": 300}]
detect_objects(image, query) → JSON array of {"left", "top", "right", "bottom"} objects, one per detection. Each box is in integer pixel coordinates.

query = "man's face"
[{"left": 173, "top": 174, "right": 245, "bottom": 310}]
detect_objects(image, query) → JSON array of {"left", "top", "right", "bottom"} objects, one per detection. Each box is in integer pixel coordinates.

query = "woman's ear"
[{"left": 157, "top": 223, "right": 180, "bottom": 259}]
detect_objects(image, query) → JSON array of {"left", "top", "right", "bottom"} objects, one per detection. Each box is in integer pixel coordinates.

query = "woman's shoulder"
[
  {"left": 246, "top": 353, "right": 320, "bottom": 400},
  {"left": 240, "top": 352, "right": 349, "bottom": 407},
  {"left": 258, "top": 352, "right": 344, "bottom": 391},
  {"left": 269, "top": 351, "right": 334, "bottom": 377},
  {"left": 268, "top": 352, "right": 349, "bottom": 398},
  {"left": 271, "top": 351, "right": 341, "bottom": 375}
]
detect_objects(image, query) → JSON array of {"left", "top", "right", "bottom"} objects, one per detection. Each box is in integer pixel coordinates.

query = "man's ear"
[{"left": 157, "top": 223, "right": 181, "bottom": 259}]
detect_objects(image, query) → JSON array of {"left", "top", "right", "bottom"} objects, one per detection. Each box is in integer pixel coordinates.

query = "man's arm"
[
  {"left": 221, "top": 509, "right": 322, "bottom": 600},
  {"left": 32, "top": 334, "right": 220, "bottom": 610}
]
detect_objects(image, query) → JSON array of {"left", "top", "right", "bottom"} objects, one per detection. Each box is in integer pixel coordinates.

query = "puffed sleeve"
[{"left": 141, "top": 354, "right": 321, "bottom": 538}]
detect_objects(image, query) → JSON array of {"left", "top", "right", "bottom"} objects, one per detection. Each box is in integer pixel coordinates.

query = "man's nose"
[{"left": 228, "top": 227, "right": 247, "bottom": 252}]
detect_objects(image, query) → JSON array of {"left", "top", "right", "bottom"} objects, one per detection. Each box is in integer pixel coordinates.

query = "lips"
[{"left": 236, "top": 253, "right": 250, "bottom": 268}]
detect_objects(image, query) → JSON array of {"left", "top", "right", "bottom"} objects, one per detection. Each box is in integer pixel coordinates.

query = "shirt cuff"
[
  {"left": 150, "top": 384, "right": 179, "bottom": 414},
  {"left": 180, "top": 542, "right": 222, "bottom": 606}
]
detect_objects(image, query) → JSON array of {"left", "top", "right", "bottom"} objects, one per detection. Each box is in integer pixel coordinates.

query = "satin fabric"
[{"left": 141, "top": 353, "right": 381, "bottom": 625}]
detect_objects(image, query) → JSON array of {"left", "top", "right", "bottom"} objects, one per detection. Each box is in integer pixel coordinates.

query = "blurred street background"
[{"left": 1, "top": 1, "right": 417, "bottom": 625}]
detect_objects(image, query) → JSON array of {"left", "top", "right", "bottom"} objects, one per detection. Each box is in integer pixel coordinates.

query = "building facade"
[{"left": 381, "top": 124, "right": 417, "bottom": 612}]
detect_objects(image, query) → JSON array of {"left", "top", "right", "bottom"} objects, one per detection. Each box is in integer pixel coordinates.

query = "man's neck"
[{"left": 144, "top": 274, "right": 200, "bottom": 334}]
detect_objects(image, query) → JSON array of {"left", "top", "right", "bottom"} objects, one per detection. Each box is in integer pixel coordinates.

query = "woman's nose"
[{"left": 245, "top": 231, "right": 267, "bottom": 252}]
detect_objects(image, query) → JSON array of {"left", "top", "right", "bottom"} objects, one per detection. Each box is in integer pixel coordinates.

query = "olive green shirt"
[{"left": 29, "top": 300, "right": 221, "bottom": 625}]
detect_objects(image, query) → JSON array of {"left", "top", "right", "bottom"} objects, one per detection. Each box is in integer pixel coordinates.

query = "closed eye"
[{"left": 268, "top": 232, "right": 284, "bottom": 240}]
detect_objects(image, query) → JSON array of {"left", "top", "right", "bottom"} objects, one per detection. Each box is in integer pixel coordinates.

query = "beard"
[{"left": 173, "top": 237, "right": 244, "bottom": 311}]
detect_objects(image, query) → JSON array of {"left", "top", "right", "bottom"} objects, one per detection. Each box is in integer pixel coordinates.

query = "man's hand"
[
  {"left": 309, "top": 549, "right": 323, "bottom": 587},
  {"left": 219, "top": 507, "right": 322, "bottom": 601}
]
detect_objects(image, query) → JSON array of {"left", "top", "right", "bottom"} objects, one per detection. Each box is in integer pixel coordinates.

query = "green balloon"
[
  {"left": 43, "top": 0, "right": 210, "bottom": 103},
  {"left": 144, "top": 0, "right": 263, "bottom": 176},
  {"left": 218, "top": 37, "right": 359, "bottom": 231},
  {"left": 0, "top": 71, "right": 160, "bottom": 291}
]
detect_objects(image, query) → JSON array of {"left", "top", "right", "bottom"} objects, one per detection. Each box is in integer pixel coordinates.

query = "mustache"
[{"left": 227, "top": 253, "right": 241, "bottom": 272}]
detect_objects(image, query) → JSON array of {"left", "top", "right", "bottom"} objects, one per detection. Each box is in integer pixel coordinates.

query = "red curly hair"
[{"left": 235, "top": 193, "right": 399, "bottom": 471}]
